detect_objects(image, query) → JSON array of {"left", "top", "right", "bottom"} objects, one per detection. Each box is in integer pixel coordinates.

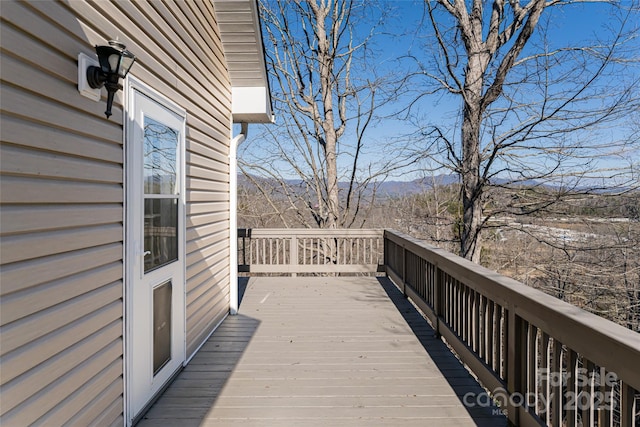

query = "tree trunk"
[
  {"left": 459, "top": 42, "right": 487, "bottom": 264},
  {"left": 460, "top": 112, "right": 483, "bottom": 264},
  {"left": 324, "top": 134, "right": 340, "bottom": 230}
]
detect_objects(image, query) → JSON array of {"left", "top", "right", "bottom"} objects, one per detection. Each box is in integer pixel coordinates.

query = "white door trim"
[{"left": 124, "top": 76, "right": 187, "bottom": 425}]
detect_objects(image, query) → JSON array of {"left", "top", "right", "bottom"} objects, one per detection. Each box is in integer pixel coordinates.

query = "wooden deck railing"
[
  {"left": 384, "top": 230, "right": 639, "bottom": 427},
  {"left": 237, "top": 228, "right": 639, "bottom": 427},
  {"left": 237, "top": 228, "right": 384, "bottom": 275}
]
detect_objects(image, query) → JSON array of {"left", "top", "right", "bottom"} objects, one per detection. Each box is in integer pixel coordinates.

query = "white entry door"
[{"left": 127, "top": 85, "right": 186, "bottom": 422}]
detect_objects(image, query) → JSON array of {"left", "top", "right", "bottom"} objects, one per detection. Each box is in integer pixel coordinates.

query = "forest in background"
[{"left": 238, "top": 181, "right": 640, "bottom": 332}]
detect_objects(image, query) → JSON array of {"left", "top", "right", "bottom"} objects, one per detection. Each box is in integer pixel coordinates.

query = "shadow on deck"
[{"left": 138, "top": 276, "right": 507, "bottom": 427}]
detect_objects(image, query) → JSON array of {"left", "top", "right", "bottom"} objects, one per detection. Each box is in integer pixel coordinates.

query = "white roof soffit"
[{"left": 213, "top": 0, "right": 274, "bottom": 124}]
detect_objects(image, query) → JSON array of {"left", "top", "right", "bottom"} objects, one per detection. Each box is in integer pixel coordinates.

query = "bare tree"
[
  {"left": 479, "top": 190, "right": 640, "bottom": 330},
  {"left": 408, "top": 0, "right": 640, "bottom": 262},
  {"left": 240, "top": 0, "right": 415, "bottom": 233}
]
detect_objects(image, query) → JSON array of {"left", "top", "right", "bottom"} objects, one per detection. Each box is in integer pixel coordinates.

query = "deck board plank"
[{"left": 138, "top": 276, "right": 507, "bottom": 426}]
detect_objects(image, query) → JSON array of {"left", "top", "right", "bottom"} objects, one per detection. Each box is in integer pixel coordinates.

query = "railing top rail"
[
  {"left": 238, "top": 228, "right": 384, "bottom": 238},
  {"left": 384, "top": 229, "right": 640, "bottom": 391}
]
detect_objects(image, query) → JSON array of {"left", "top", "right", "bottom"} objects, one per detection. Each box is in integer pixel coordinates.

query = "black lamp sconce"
[{"left": 85, "top": 40, "right": 136, "bottom": 118}]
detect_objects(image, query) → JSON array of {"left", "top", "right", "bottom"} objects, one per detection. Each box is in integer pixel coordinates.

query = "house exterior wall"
[{"left": 0, "top": 1, "right": 233, "bottom": 425}]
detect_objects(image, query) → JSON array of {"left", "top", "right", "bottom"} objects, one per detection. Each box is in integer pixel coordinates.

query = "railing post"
[
  {"left": 402, "top": 244, "right": 407, "bottom": 297},
  {"left": 383, "top": 233, "right": 388, "bottom": 275},
  {"left": 506, "top": 309, "right": 526, "bottom": 426},
  {"left": 291, "top": 234, "right": 298, "bottom": 277},
  {"left": 433, "top": 263, "right": 442, "bottom": 338}
]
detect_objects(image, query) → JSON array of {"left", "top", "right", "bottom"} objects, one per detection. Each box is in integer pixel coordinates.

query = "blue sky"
[{"left": 244, "top": 1, "right": 639, "bottom": 184}]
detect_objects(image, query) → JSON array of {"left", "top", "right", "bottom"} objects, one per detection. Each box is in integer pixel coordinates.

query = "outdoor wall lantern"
[{"left": 86, "top": 40, "right": 136, "bottom": 118}]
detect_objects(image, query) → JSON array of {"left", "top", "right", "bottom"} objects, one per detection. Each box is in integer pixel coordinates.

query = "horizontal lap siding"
[
  {"left": 150, "top": 0, "right": 232, "bottom": 360},
  {"left": 0, "top": 0, "right": 125, "bottom": 424},
  {"left": 0, "top": 0, "right": 232, "bottom": 425}
]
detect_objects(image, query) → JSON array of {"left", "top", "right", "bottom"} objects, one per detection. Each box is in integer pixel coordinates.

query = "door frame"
[{"left": 124, "top": 76, "right": 187, "bottom": 425}]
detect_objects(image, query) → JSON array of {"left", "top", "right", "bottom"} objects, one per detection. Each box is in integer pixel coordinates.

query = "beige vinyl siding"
[
  {"left": 1, "top": 0, "right": 232, "bottom": 424},
  {"left": 0, "top": 0, "right": 125, "bottom": 423}
]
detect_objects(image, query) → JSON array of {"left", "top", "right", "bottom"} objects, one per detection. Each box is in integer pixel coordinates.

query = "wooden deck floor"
[{"left": 138, "top": 276, "right": 507, "bottom": 426}]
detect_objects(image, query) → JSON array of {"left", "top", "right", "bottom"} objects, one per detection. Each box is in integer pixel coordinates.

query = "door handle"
[{"left": 143, "top": 251, "right": 151, "bottom": 257}]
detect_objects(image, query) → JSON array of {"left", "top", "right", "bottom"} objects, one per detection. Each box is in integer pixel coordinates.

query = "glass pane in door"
[
  {"left": 144, "top": 117, "right": 178, "bottom": 195},
  {"left": 144, "top": 198, "right": 178, "bottom": 272},
  {"left": 143, "top": 115, "right": 180, "bottom": 273}
]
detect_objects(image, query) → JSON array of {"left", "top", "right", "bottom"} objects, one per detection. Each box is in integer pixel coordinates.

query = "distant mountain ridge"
[
  {"left": 375, "top": 175, "right": 461, "bottom": 196},
  {"left": 237, "top": 173, "right": 461, "bottom": 198},
  {"left": 238, "top": 173, "right": 634, "bottom": 198}
]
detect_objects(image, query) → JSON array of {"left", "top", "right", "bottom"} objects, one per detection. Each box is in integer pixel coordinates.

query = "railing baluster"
[
  {"left": 583, "top": 359, "right": 596, "bottom": 427},
  {"left": 457, "top": 280, "right": 462, "bottom": 338},
  {"left": 540, "top": 332, "right": 550, "bottom": 424},
  {"left": 324, "top": 237, "right": 327, "bottom": 264},
  {"left": 365, "top": 237, "right": 369, "bottom": 265},
  {"left": 506, "top": 310, "right": 526, "bottom": 425},
  {"left": 599, "top": 367, "right": 612, "bottom": 427},
  {"left": 473, "top": 290, "right": 480, "bottom": 352},
  {"left": 501, "top": 306, "right": 508, "bottom": 380},
  {"left": 448, "top": 274, "right": 454, "bottom": 327},
  {"left": 266, "top": 238, "right": 270, "bottom": 264},
  {"left": 402, "top": 244, "right": 407, "bottom": 295},
  {"left": 527, "top": 324, "right": 537, "bottom": 415},
  {"left": 565, "top": 349, "right": 578, "bottom": 427},
  {"left": 291, "top": 236, "right": 296, "bottom": 269},
  {"left": 464, "top": 285, "right": 470, "bottom": 344},
  {"left": 479, "top": 295, "right": 487, "bottom": 362},
  {"left": 433, "top": 264, "right": 442, "bottom": 337},
  {"left": 352, "top": 237, "right": 355, "bottom": 264},
  {"left": 471, "top": 288, "right": 476, "bottom": 349},
  {"left": 363, "top": 237, "right": 367, "bottom": 265},
  {"left": 446, "top": 274, "right": 452, "bottom": 327},
  {"left": 458, "top": 282, "right": 464, "bottom": 340},
  {"left": 460, "top": 282, "right": 465, "bottom": 341},
  {"left": 453, "top": 279, "right": 457, "bottom": 335},
  {"left": 241, "top": 233, "right": 246, "bottom": 266},
  {"left": 620, "top": 382, "right": 636, "bottom": 427},
  {"left": 486, "top": 300, "right": 495, "bottom": 368},
  {"left": 550, "top": 338, "right": 562, "bottom": 427},
  {"left": 467, "top": 285, "right": 473, "bottom": 346},
  {"left": 450, "top": 278, "right": 455, "bottom": 332},
  {"left": 369, "top": 238, "right": 373, "bottom": 265},
  {"left": 493, "top": 304, "right": 501, "bottom": 374}
]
